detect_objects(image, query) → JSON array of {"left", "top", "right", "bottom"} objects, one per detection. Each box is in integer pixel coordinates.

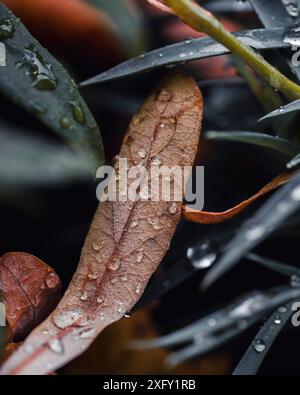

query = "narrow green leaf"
[
  {"left": 247, "top": 252, "right": 299, "bottom": 277},
  {"left": 0, "top": 5, "right": 104, "bottom": 173},
  {"left": 206, "top": 131, "right": 300, "bottom": 158},
  {"left": 80, "top": 27, "right": 288, "bottom": 86},
  {"left": 233, "top": 301, "right": 295, "bottom": 375},
  {"left": 259, "top": 100, "right": 300, "bottom": 122}
]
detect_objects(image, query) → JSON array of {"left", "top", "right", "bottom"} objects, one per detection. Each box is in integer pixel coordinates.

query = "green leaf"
[
  {"left": 246, "top": 252, "right": 299, "bottom": 277},
  {"left": 259, "top": 99, "right": 300, "bottom": 122},
  {"left": 233, "top": 301, "right": 295, "bottom": 375},
  {"left": 0, "top": 5, "right": 104, "bottom": 173},
  {"left": 206, "top": 131, "right": 300, "bottom": 158},
  {"left": 80, "top": 27, "right": 289, "bottom": 86}
]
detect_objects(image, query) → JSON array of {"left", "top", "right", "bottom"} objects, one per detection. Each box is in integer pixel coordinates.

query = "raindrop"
[
  {"left": 0, "top": 18, "right": 14, "bottom": 39},
  {"left": 124, "top": 312, "right": 131, "bottom": 318},
  {"left": 108, "top": 257, "right": 121, "bottom": 271},
  {"left": 151, "top": 156, "right": 162, "bottom": 166},
  {"left": 278, "top": 306, "right": 288, "bottom": 313},
  {"left": 291, "top": 186, "right": 300, "bottom": 201},
  {"left": 18, "top": 45, "right": 57, "bottom": 91},
  {"left": 184, "top": 38, "right": 192, "bottom": 44},
  {"left": 130, "top": 219, "right": 139, "bottom": 228},
  {"left": 245, "top": 225, "right": 265, "bottom": 241},
  {"left": 148, "top": 217, "right": 163, "bottom": 230},
  {"left": 136, "top": 251, "right": 144, "bottom": 263},
  {"left": 92, "top": 240, "right": 102, "bottom": 252},
  {"left": 179, "top": 52, "right": 187, "bottom": 58},
  {"left": 168, "top": 202, "right": 178, "bottom": 215},
  {"left": 80, "top": 292, "right": 88, "bottom": 301},
  {"left": 290, "top": 272, "right": 300, "bottom": 288},
  {"left": 111, "top": 278, "right": 119, "bottom": 284},
  {"left": 157, "top": 88, "right": 171, "bottom": 102},
  {"left": 208, "top": 318, "right": 217, "bottom": 327},
  {"left": 230, "top": 292, "right": 267, "bottom": 318},
  {"left": 70, "top": 101, "right": 85, "bottom": 124},
  {"left": 52, "top": 308, "right": 84, "bottom": 329},
  {"left": 160, "top": 123, "right": 166, "bottom": 128},
  {"left": 97, "top": 297, "right": 104, "bottom": 304},
  {"left": 186, "top": 241, "right": 217, "bottom": 269},
  {"left": 135, "top": 283, "right": 141, "bottom": 294},
  {"left": 277, "top": 202, "right": 290, "bottom": 214},
  {"left": 158, "top": 53, "right": 164, "bottom": 58},
  {"left": 274, "top": 315, "right": 282, "bottom": 325},
  {"left": 48, "top": 338, "right": 64, "bottom": 355},
  {"left": 138, "top": 148, "right": 147, "bottom": 159},
  {"left": 60, "top": 116, "right": 70, "bottom": 129},
  {"left": 252, "top": 339, "right": 266, "bottom": 353},
  {"left": 87, "top": 272, "right": 99, "bottom": 280},
  {"left": 121, "top": 275, "right": 128, "bottom": 282}
]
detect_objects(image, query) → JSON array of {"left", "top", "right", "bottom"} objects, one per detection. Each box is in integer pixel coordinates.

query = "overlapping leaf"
[
  {"left": 0, "top": 4, "right": 104, "bottom": 173},
  {"left": 80, "top": 27, "right": 288, "bottom": 86},
  {"left": 0, "top": 72, "right": 203, "bottom": 375}
]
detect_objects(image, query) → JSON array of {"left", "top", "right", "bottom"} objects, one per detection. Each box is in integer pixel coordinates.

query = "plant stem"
[{"left": 164, "top": 0, "right": 300, "bottom": 100}]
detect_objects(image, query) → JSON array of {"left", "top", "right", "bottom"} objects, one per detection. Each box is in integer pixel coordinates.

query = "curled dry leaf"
[
  {"left": 0, "top": 72, "right": 203, "bottom": 375},
  {"left": 183, "top": 171, "right": 293, "bottom": 224},
  {"left": 0, "top": 253, "right": 61, "bottom": 342}
]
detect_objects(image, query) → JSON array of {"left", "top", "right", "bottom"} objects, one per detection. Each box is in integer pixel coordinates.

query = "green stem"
[{"left": 164, "top": 0, "right": 300, "bottom": 101}]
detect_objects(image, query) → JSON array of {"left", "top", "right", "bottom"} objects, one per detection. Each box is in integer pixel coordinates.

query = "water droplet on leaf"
[
  {"left": 252, "top": 339, "right": 266, "bottom": 353},
  {"left": 19, "top": 46, "right": 57, "bottom": 91},
  {"left": 48, "top": 338, "right": 64, "bottom": 355},
  {"left": 70, "top": 101, "right": 85, "bottom": 124},
  {"left": 0, "top": 19, "right": 14, "bottom": 39}
]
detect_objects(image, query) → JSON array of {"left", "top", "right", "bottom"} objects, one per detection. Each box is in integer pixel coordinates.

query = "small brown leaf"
[
  {"left": 183, "top": 171, "right": 293, "bottom": 224},
  {"left": 0, "top": 72, "right": 203, "bottom": 375},
  {"left": 0, "top": 253, "right": 61, "bottom": 341}
]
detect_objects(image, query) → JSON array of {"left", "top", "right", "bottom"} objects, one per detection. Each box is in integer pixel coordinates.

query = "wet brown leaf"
[
  {"left": 0, "top": 72, "right": 203, "bottom": 375},
  {"left": 0, "top": 253, "right": 61, "bottom": 341},
  {"left": 183, "top": 171, "right": 293, "bottom": 224}
]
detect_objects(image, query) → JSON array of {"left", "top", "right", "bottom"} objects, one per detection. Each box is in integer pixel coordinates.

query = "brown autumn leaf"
[
  {"left": 0, "top": 252, "right": 61, "bottom": 342},
  {"left": 183, "top": 171, "right": 293, "bottom": 225},
  {"left": 0, "top": 72, "right": 203, "bottom": 375}
]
